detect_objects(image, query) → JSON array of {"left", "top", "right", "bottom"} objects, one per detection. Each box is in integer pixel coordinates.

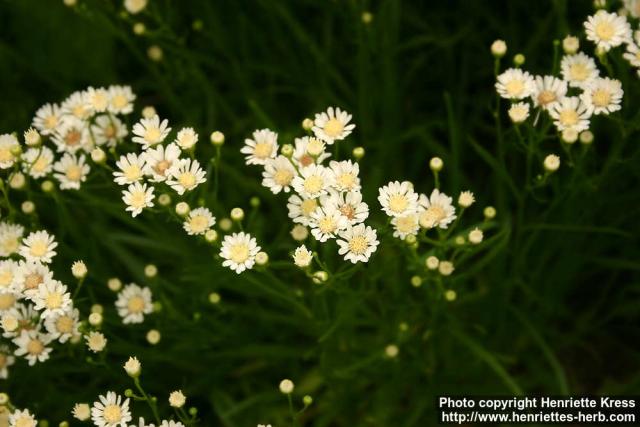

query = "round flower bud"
[
  {"left": 513, "top": 53, "right": 525, "bottom": 66},
  {"left": 91, "top": 304, "right": 103, "bottom": 314},
  {"left": 306, "top": 138, "right": 325, "bottom": 156},
  {"left": 362, "top": 11, "right": 374, "bottom": 24},
  {"left": 352, "top": 146, "right": 365, "bottom": 160},
  {"left": 90, "top": 147, "right": 106, "bottom": 163},
  {"left": 561, "top": 129, "right": 578, "bottom": 144},
  {"left": 86, "top": 331, "right": 107, "bottom": 352},
  {"left": 133, "top": 22, "right": 146, "bottom": 35},
  {"left": 218, "top": 218, "right": 233, "bottom": 231},
  {"left": 579, "top": 130, "right": 594, "bottom": 145},
  {"left": 279, "top": 379, "right": 294, "bottom": 394},
  {"left": 71, "top": 261, "right": 87, "bottom": 279},
  {"left": 147, "top": 45, "right": 163, "bottom": 62},
  {"left": 385, "top": 344, "right": 399, "bottom": 358},
  {"left": 425, "top": 256, "right": 439, "bottom": 270},
  {"left": 41, "top": 180, "right": 55, "bottom": 193},
  {"left": 399, "top": 322, "right": 409, "bottom": 332},
  {"left": 192, "top": 19, "right": 204, "bottom": 31},
  {"left": 410, "top": 276, "right": 422, "bottom": 288},
  {"left": 312, "top": 271, "right": 328, "bottom": 284},
  {"left": 255, "top": 251, "right": 269, "bottom": 266},
  {"left": 24, "top": 128, "right": 41, "bottom": 146},
  {"left": 21, "top": 201, "right": 35, "bottom": 214},
  {"left": 290, "top": 225, "right": 308, "bottom": 241},
  {"left": 483, "top": 206, "right": 497, "bottom": 220},
  {"left": 142, "top": 106, "right": 156, "bottom": 119},
  {"left": 458, "top": 191, "right": 475, "bottom": 208},
  {"left": 490, "top": 39, "right": 507, "bottom": 57},
  {"left": 0, "top": 393, "right": 8, "bottom": 405},
  {"left": 144, "top": 264, "right": 158, "bottom": 278},
  {"left": 146, "top": 329, "right": 161, "bottom": 345},
  {"left": 204, "top": 229, "right": 218, "bottom": 242},
  {"left": 468, "top": 228, "right": 484, "bottom": 245},
  {"left": 281, "top": 143, "right": 294, "bottom": 157},
  {"left": 429, "top": 157, "right": 443, "bottom": 172},
  {"left": 445, "top": 289, "right": 457, "bottom": 301},
  {"left": 72, "top": 403, "right": 91, "bottom": 421},
  {"left": 210, "top": 131, "right": 225, "bottom": 146},
  {"left": 562, "top": 35, "right": 579, "bottom": 54},
  {"left": 157, "top": 193, "right": 171, "bottom": 207},
  {"left": 508, "top": 103, "right": 530, "bottom": 123},
  {"left": 230, "top": 207, "right": 244, "bottom": 221},
  {"left": 543, "top": 154, "right": 560, "bottom": 173},
  {"left": 60, "top": 421, "right": 70, "bottom": 427},
  {"left": 124, "top": 356, "right": 141, "bottom": 377},
  {"left": 438, "top": 261, "right": 455, "bottom": 276},
  {"left": 208, "top": 292, "right": 221, "bottom": 304},
  {"left": 405, "top": 234, "right": 417, "bottom": 245},
  {"left": 9, "top": 173, "right": 25, "bottom": 190},
  {"left": 175, "top": 202, "right": 190, "bottom": 216},
  {"left": 303, "top": 395, "right": 313, "bottom": 406},
  {"left": 169, "top": 390, "right": 186, "bottom": 408},
  {"left": 108, "top": 278, "right": 122, "bottom": 292},
  {"left": 302, "top": 118, "right": 314, "bottom": 131},
  {"left": 250, "top": 196, "right": 260, "bottom": 208},
  {"left": 454, "top": 236, "right": 466, "bottom": 246},
  {"left": 88, "top": 312, "right": 102, "bottom": 326}
]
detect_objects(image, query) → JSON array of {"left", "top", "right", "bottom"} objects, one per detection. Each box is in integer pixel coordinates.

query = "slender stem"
[{"left": 133, "top": 377, "right": 161, "bottom": 425}]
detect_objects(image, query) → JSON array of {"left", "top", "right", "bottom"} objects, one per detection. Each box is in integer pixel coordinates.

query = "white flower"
[
  {"left": 73, "top": 403, "right": 91, "bottom": 421},
  {"left": 0, "top": 223, "right": 24, "bottom": 257},
  {"left": 312, "top": 107, "right": 355, "bottom": 144},
  {"left": 220, "top": 232, "right": 261, "bottom": 274},
  {"left": 61, "top": 90, "right": 91, "bottom": 120},
  {"left": 13, "top": 330, "right": 53, "bottom": 365},
  {"left": 108, "top": 85, "right": 136, "bottom": 114},
  {"left": 0, "top": 345, "right": 15, "bottom": 379},
  {"left": 9, "top": 409, "right": 37, "bottom": 427},
  {"left": 292, "top": 245, "right": 313, "bottom": 268},
  {"left": 321, "top": 190, "right": 369, "bottom": 225},
  {"left": 142, "top": 142, "right": 181, "bottom": 182},
  {"left": 560, "top": 53, "right": 599, "bottom": 88},
  {"left": 508, "top": 102, "right": 530, "bottom": 124},
  {"left": 495, "top": 68, "right": 535, "bottom": 100},
  {"left": 175, "top": 127, "right": 198, "bottom": 150},
  {"left": 123, "top": 356, "right": 141, "bottom": 377},
  {"left": 531, "top": 75, "right": 567, "bottom": 110},
  {"left": 159, "top": 422, "right": 185, "bottom": 427},
  {"left": 580, "top": 77, "right": 623, "bottom": 115},
  {"left": 328, "top": 160, "right": 361, "bottom": 192},
  {"left": 168, "top": 390, "right": 186, "bottom": 408},
  {"left": 44, "top": 308, "right": 79, "bottom": 343},
  {"left": 53, "top": 153, "right": 91, "bottom": 190},
  {"left": 13, "top": 261, "right": 53, "bottom": 298},
  {"left": 22, "top": 147, "right": 55, "bottom": 179},
  {"left": 19, "top": 230, "right": 58, "bottom": 264},
  {"left": 122, "top": 182, "right": 155, "bottom": 217},
  {"left": 116, "top": 283, "right": 153, "bottom": 324},
  {"left": 124, "top": 0, "right": 148, "bottom": 14},
  {"left": 1, "top": 303, "right": 38, "bottom": 335},
  {"left": 378, "top": 181, "right": 419, "bottom": 217},
  {"left": 336, "top": 224, "right": 379, "bottom": 263},
  {"left": 85, "top": 86, "right": 110, "bottom": 114},
  {"left": 292, "top": 136, "right": 331, "bottom": 168},
  {"left": 309, "top": 205, "right": 348, "bottom": 242},
  {"left": 241, "top": 129, "right": 279, "bottom": 165},
  {"left": 92, "top": 114, "right": 128, "bottom": 147},
  {"left": 0, "top": 134, "right": 19, "bottom": 169},
  {"left": 85, "top": 331, "right": 107, "bottom": 352},
  {"left": 262, "top": 156, "right": 296, "bottom": 194},
  {"left": 183, "top": 207, "right": 215, "bottom": 235},
  {"left": 132, "top": 115, "right": 171, "bottom": 148},
  {"left": 391, "top": 214, "right": 420, "bottom": 239},
  {"left": 129, "top": 417, "right": 154, "bottom": 427},
  {"left": 52, "top": 116, "right": 90, "bottom": 153},
  {"left": 32, "top": 103, "right": 61, "bottom": 135},
  {"left": 0, "top": 260, "right": 19, "bottom": 295},
  {"left": 287, "top": 194, "right": 319, "bottom": 226},
  {"left": 291, "top": 164, "right": 333, "bottom": 199},
  {"left": 418, "top": 189, "right": 456, "bottom": 229},
  {"left": 31, "top": 280, "right": 71, "bottom": 319},
  {"left": 544, "top": 154, "right": 561, "bottom": 172},
  {"left": 166, "top": 158, "right": 206, "bottom": 195},
  {"left": 91, "top": 391, "right": 132, "bottom": 427},
  {"left": 584, "top": 10, "right": 631, "bottom": 52},
  {"left": 623, "top": 42, "right": 640, "bottom": 67},
  {"left": 548, "top": 96, "right": 593, "bottom": 132},
  {"left": 114, "top": 153, "right": 146, "bottom": 185}
]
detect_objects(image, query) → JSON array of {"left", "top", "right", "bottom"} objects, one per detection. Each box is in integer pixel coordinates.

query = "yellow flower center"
[
  {"left": 569, "top": 63, "right": 589, "bottom": 81},
  {"left": 348, "top": 235, "right": 368, "bottom": 254},
  {"left": 537, "top": 90, "right": 556, "bottom": 105},
  {"left": 591, "top": 88, "right": 611, "bottom": 107},
  {"left": 318, "top": 217, "right": 336, "bottom": 233},
  {"left": 0, "top": 149, "right": 13, "bottom": 163},
  {"left": 274, "top": 169, "right": 293, "bottom": 186},
  {"left": 339, "top": 204, "right": 355, "bottom": 220},
  {"left": 129, "top": 191, "right": 147, "bottom": 208},
  {"left": 388, "top": 194, "right": 408, "bottom": 213},
  {"left": 323, "top": 118, "right": 344, "bottom": 138},
  {"left": 33, "top": 157, "right": 49, "bottom": 173},
  {"left": 559, "top": 109, "right": 579, "bottom": 126},
  {"left": 505, "top": 79, "right": 525, "bottom": 97},
  {"left": 127, "top": 296, "right": 146, "bottom": 313},
  {"left": 66, "top": 165, "right": 83, "bottom": 181},
  {"left": 0, "top": 294, "right": 15, "bottom": 310},
  {"left": 253, "top": 142, "right": 273, "bottom": 159},
  {"left": 188, "top": 215, "right": 209, "bottom": 233},
  {"left": 1, "top": 238, "right": 19, "bottom": 254},
  {"left": 27, "top": 338, "right": 44, "bottom": 355},
  {"left": 303, "top": 175, "right": 324, "bottom": 194},
  {"left": 594, "top": 21, "right": 614, "bottom": 41},
  {"left": 30, "top": 240, "right": 49, "bottom": 257},
  {"left": 396, "top": 215, "right": 417, "bottom": 233},
  {"left": 112, "top": 94, "right": 128, "bottom": 109},
  {"left": 45, "top": 292, "right": 63, "bottom": 309},
  {"left": 337, "top": 173, "right": 356, "bottom": 189},
  {"left": 103, "top": 405, "right": 123, "bottom": 423},
  {"left": 178, "top": 172, "right": 196, "bottom": 189},
  {"left": 229, "top": 243, "right": 250, "bottom": 263},
  {"left": 72, "top": 105, "right": 87, "bottom": 119},
  {"left": 65, "top": 129, "right": 82, "bottom": 146},
  {"left": 25, "top": 273, "right": 43, "bottom": 290},
  {"left": 92, "top": 93, "right": 109, "bottom": 110},
  {"left": 153, "top": 160, "right": 171, "bottom": 175},
  {"left": 419, "top": 206, "right": 446, "bottom": 228},
  {"left": 301, "top": 199, "right": 318, "bottom": 216},
  {"left": 144, "top": 127, "right": 162, "bottom": 144},
  {"left": 0, "top": 270, "right": 12, "bottom": 287},
  {"left": 56, "top": 315, "right": 74, "bottom": 334},
  {"left": 45, "top": 115, "right": 58, "bottom": 129},
  {"left": 124, "top": 165, "right": 142, "bottom": 181}
]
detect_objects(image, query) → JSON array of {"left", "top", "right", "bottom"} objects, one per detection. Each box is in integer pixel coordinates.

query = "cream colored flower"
[
  {"left": 312, "top": 107, "right": 355, "bottom": 144},
  {"left": 220, "top": 232, "right": 261, "bottom": 274},
  {"left": 116, "top": 284, "right": 153, "bottom": 324}
]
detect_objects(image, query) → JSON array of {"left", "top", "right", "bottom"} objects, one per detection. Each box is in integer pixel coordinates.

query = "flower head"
[
  {"left": 312, "top": 107, "right": 355, "bottom": 144},
  {"left": 220, "top": 232, "right": 261, "bottom": 274}
]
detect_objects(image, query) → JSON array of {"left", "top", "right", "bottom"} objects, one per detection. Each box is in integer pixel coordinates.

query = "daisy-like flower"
[
  {"left": 560, "top": 53, "right": 600, "bottom": 88},
  {"left": 53, "top": 153, "right": 91, "bottom": 190},
  {"left": 91, "top": 391, "right": 132, "bottom": 427},
  {"left": 220, "top": 232, "right": 261, "bottom": 274},
  {"left": 378, "top": 181, "right": 419, "bottom": 217},
  {"left": 114, "top": 153, "right": 146, "bottom": 185},
  {"left": 581, "top": 77, "right": 623, "bottom": 115},
  {"left": 60, "top": 90, "right": 91, "bottom": 120},
  {"left": 132, "top": 115, "right": 171, "bottom": 148},
  {"left": 391, "top": 214, "right": 420, "bottom": 239},
  {"left": 0, "top": 260, "right": 19, "bottom": 295},
  {"left": 175, "top": 127, "right": 198, "bottom": 150},
  {"left": 292, "top": 245, "right": 313, "bottom": 268},
  {"left": 116, "top": 283, "right": 153, "bottom": 324},
  {"left": 495, "top": 68, "right": 535, "bottom": 100},
  {"left": 336, "top": 224, "right": 379, "bottom": 264},
  {"left": 291, "top": 164, "right": 333, "bottom": 199},
  {"left": 531, "top": 75, "right": 567, "bottom": 111},
  {"left": 32, "top": 280, "right": 71, "bottom": 319},
  {"left": 623, "top": 42, "right": 640, "bottom": 67},
  {"left": 13, "top": 261, "right": 53, "bottom": 298},
  {"left": 52, "top": 116, "right": 90, "bottom": 153},
  {"left": 19, "top": 230, "right": 58, "bottom": 264},
  {"left": 418, "top": 189, "right": 457, "bottom": 229},
  {"left": 13, "top": 329, "right": 53, "bottom": 365},
  {"left": 166, "top": 158, "right": 206, "bottom": 195},
  {"left": 287, "top": 195, "right": 319, "bottom": 226},
  {"left": 8, "top": 409, "right": 37, "bottom": 427},
  {"left": 309, "top": 205, "right": 348, "bottom": 242},
  {"left": 312, "top": 107, "right": 355, "bottom": 144},
  {"left": 22, "top": 147, "right": 55, "bottom": 178},
  {"left": 183, "top": 207, "right": 215, "bottom": 235},
  {"left": 44, "top": 307, "right": 79, "bottom": 343},
  {"left": 108, "top": 85, "right": 136, "bottom": 115},
  {"left": 322, "top": 190, "right": 369, "bottom": 225},
  {"left": 92, "top": 114, "right": 128, "bottom": 147},
  {"left": 85, "top": 331, "right": 107, "bottom": 352},
  {"left": 241, "top": 129, "right": 278, "bottom": 165},
  {"left": 0, "top": 134, "right": 19, "bottom": 169},
  {"left": 0, "top": 345, "right": 15, "bottom": 379},
  {"left": 32, "top": 103, "right": 61, "bottom": 135},
  {"left": 142, "top": 143, "right": 181, "bottom": 182},
  {"left": 292, "top": 136, "right": 331, "bottom": 168},
  {"left": 0, "top": 292, "right": 18, "bottom": 314},
  {"left": 122, "top": 182, "right": 155, "bottom": 218},
  {"left": 329, "top": 160, "right": 361, "bottom": 192},
  {"left": 508, "top": 102, "right": 530, "bottom": 124},
  {"left": 262, "top": 155, "right": 297, "bottom": 194},
  {"left": 584, "top": 10, "right": 631, "bottom": 52},
  {"left": 548, "top": 96, "right": 593, "bottom": 132},
  {"left": 0, "top": 223, "right": 24, "bottom": 257},
  {"left": 2, "top": 303, "right": 39, "bottom": 334},
  {"left": 85, "top": 86, "right": 110, "bottom": 114}
]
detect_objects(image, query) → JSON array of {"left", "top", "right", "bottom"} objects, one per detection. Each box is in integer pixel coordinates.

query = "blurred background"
[{"left": 1, "top": 0, "right": 639, "bottom": 426}]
